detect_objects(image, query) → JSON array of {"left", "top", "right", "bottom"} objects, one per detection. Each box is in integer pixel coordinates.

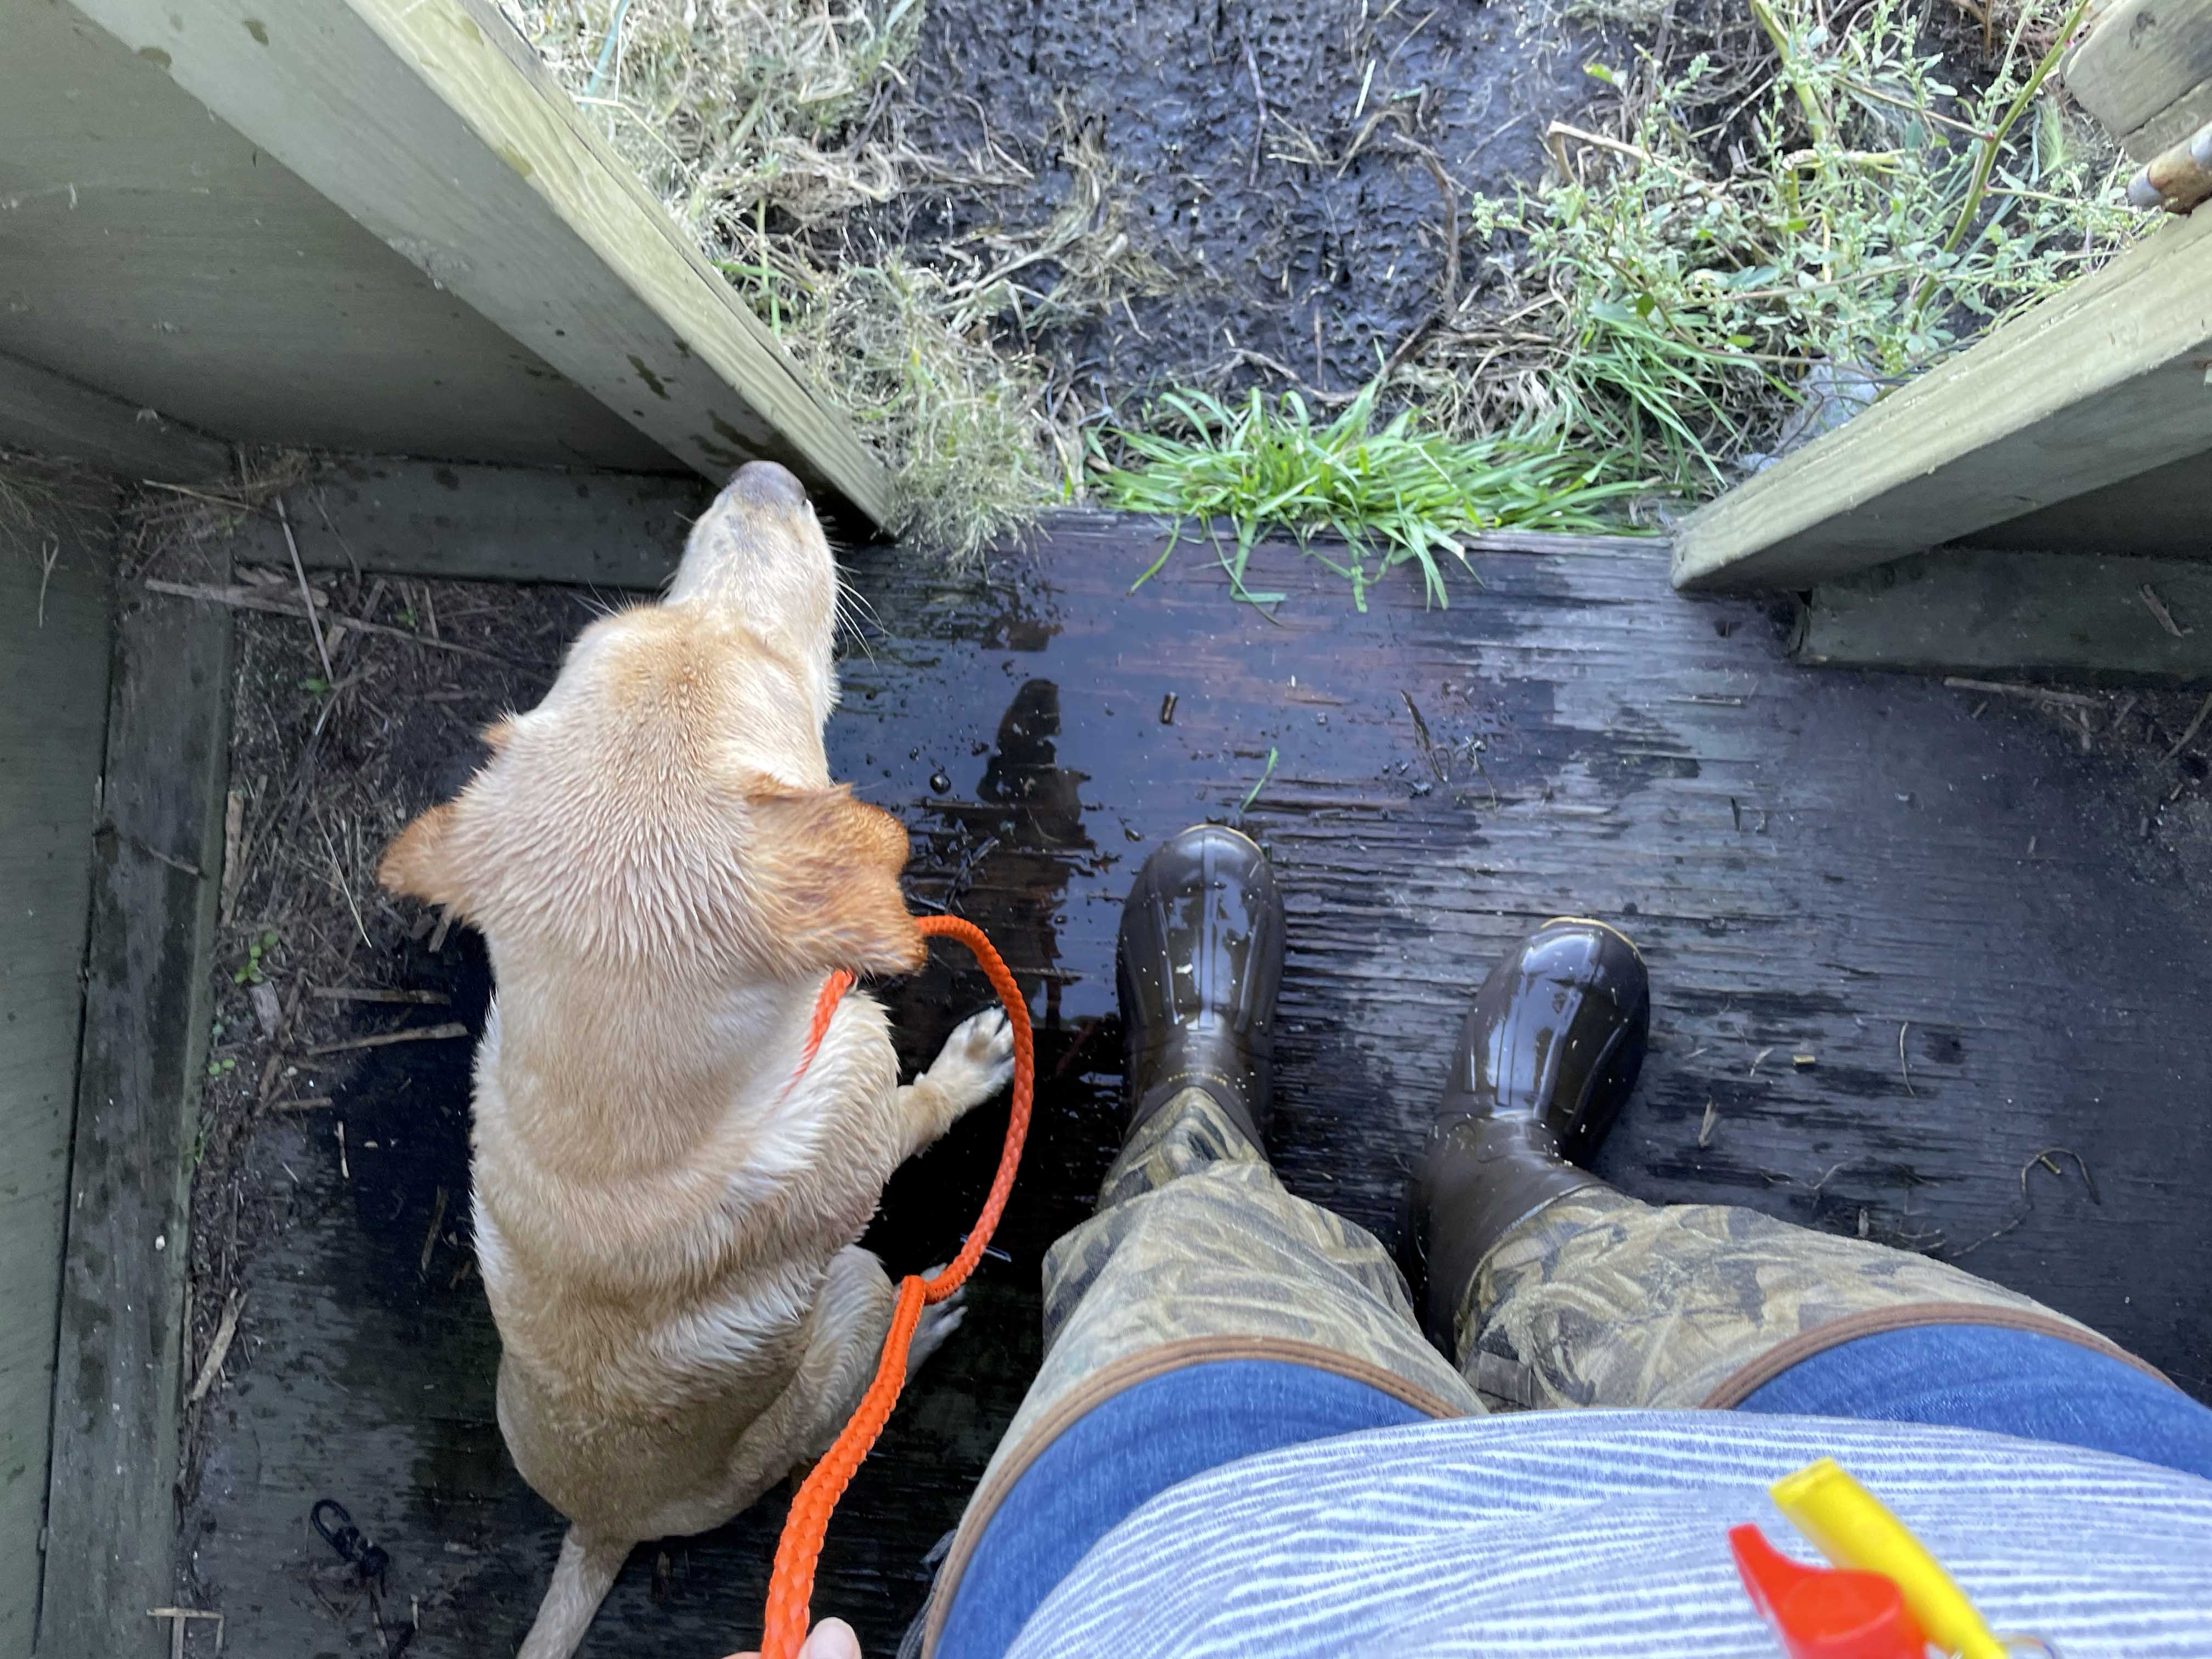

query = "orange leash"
[{"left": 749, "top": 913, "right": 1035, "bottom": 1659}]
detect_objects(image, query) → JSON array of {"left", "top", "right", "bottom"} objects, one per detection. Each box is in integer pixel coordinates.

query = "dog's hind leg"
[
  {"left": 785, "top": 1246, "right": 902, "bottom": 1464},
  {"left": 517, "top": 1528, "right": 633, "bottom": 1659},
  {"left": 663, "top": 1249, "right": 970, "bottom": 1548}
]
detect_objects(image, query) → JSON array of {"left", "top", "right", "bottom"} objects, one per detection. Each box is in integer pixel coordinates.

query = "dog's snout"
[
  {"left": 667, "top": 458, "right": 836, "bottom": 673},
  {"left": 730, "top": 460, "right": 809, "bottom": 514}
]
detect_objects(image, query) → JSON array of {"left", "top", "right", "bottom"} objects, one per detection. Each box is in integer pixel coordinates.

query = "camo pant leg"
[
  {"left": 1459, "top": 1187, "right": 2156, "bottom": 1412},
  {"left": 1017, "top": 1087, "right": 1479, "bottom": 1424},
  {"left": 929, "top": 1087, "right": 1481, "bottom": 1643}
]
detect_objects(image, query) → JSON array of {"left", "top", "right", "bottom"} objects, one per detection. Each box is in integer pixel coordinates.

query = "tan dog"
[{"left": 378, "top": 462, "right": 1013, "bottom": 1658}]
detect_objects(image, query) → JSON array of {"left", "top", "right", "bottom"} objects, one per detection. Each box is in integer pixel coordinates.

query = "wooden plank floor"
[{"left": 184, "top": 512, "right": 2212, "bottom": 1657}]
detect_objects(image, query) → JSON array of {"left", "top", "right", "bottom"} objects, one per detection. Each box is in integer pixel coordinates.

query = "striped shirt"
[{"left": 1005, "top": 1412, "right": 2212, "bottom": 1657}]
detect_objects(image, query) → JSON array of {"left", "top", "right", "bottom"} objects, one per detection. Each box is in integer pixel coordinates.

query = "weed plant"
[
  {"left": 1437, "top": 0, "right": 2140, "bottom": 489},
  {"left": 1094, "top": 382, "right": 1650, "bottom": 609}
]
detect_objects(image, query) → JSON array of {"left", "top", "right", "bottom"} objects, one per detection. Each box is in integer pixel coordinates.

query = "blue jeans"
[
  {"left": 1734, "top": 1322, "right": 2212, "bottom": 1470},
  {"left": 933, "top": 1329, "right": 2212, "bottom": 1659}
]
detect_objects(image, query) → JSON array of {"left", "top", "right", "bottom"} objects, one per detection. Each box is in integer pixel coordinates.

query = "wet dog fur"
[{"left": 378, "top": 462, "right": 1013, "bottom": 1658}]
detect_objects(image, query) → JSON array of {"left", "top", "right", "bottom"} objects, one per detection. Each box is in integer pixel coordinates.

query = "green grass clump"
[
  {"left": 1451, "top": 0, "right": 2140, "bottom": 490},
  {"left": 1094, "top": 382, "right": 1650, "bottom": 610}
]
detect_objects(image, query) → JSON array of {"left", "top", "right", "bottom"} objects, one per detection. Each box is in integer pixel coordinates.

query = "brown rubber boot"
[
  {"left": 1116, "top": 825, "right": 1287, "bottom": 1150},
  {"left": 1412, "top": 918, "right": 1650, "bottom": 1349}
]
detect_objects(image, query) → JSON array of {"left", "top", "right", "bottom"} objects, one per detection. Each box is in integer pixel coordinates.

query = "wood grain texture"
[
  {"left": 1802, "top": 547, "right": 2212, "bottom": 682},
  {"left": 0, "top": 0, "right": 673, "bottom": 475},
  {"left": 242, "top": 458, "right": 708, "bottom": 588},
  {"left": 2064, "top": 0, "right": 2212, "bottom": 157},
  {"left": 0, "top": 352, "right": 229, "bottom": 483},
  {"left": 0, "top": 481, "right": 113, "bottom": 1657},
  {"left": 1953, "top": 447, "right": 2212, "bottom": 558},
  {"left": 182, "top": 512, "right": 2212, "bottom": 1658},
  {"left": 244, "top": 470, "right": 1631, "bottom": 591},
  {"left": 43, "top": 573, "right": 233, "bottom": 1659},
  {"left": 57, "top": 0, "right": 891, "bottom": 523},
  {"left": 1671, "top": 208, "right": 2212, "bottom": 590}
]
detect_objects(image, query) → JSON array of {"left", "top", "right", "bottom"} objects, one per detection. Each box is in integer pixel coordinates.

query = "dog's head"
[{"left": 377, "top": 462, "right": 924, "bottom": 979}]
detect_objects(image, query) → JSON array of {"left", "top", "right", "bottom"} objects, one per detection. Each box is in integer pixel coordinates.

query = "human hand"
[{"left": 733, "top": 1618, "right": 862, "bottom": 1659}]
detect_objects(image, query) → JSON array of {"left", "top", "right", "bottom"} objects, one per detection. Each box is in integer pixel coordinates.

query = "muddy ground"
[
  {"left": 176, "top": 560, "right": 584, "bottom": 1616},
  {"left": 861, "top": 0, "right": 1610, "bottom": 408}
]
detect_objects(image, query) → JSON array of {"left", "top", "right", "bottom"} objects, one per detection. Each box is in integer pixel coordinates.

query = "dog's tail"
[{"left": 518, "top": 1528, "right": 633, "bottom": 1659}]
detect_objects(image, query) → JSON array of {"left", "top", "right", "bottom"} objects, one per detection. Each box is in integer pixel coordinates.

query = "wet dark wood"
[
  {"left": 183, "top": 511, "right": 2212, "bottom": 1658},
  {"left": 48, "top": 574, "right": 233, "bottom": 1659}
]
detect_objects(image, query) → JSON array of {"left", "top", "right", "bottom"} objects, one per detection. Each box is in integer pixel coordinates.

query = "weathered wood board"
[
  {"left": 246, "top": 459, "right": 707, "bottom": 589},
  {"left": 2064, "top": 0, "right": 2212, "bottom": 159},
  {"left": 0, "top": 353, "right": 229, "bottom": 484},
  {"left": 0, "top": 0, "right": 672, "bottom": 477},
  {"left": 242, "top": 467, "right": 1635, "bottom": 592},
  {"left": 0, "top": 478, "right": 114, "bottom": 1656},
  {"left": 1953, "top": 448, "right": 2212, "bottom": 561},
  {"left": 183, "top": 514, "right": 2212, "bottom": 1657},
  {"left": 44, "top": 576, "right": 234, "bottom": 1659},
  {"left": 1671, "top": 209, "right": 2212, "bottom": 591},
  {"left": 1801, "top": 547, "right": 2212, "bottom": 683},
  {"left": 53, "top": 0, "right": 891, "bottom": 523}
]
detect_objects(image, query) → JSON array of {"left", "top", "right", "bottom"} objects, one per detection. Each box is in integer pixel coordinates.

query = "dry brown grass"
[
  {"left": 766, "top": 253, "right": 1069, "bottom": 558},
  {"left": 498, "top": 0, "right": 1116, "bottom": 556},
  {"left": 1, "top": 454, "right": 113, "bottom": 606},
  {"left": 505, "top": 0, "right": 926, "bottom": 230}
]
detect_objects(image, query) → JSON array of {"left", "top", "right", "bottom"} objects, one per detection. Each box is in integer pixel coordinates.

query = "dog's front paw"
[{"left": 923, "top": 1006, "right": 1017, "bottom": 1116}]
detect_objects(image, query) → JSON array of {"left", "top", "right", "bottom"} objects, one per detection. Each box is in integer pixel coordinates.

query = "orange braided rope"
[{"left": 749, "top": 913, "right": 1035, "bottom": 1659}]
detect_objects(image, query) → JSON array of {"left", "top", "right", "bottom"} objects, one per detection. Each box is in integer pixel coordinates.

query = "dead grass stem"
[{"left": 500, "top": 0, "right": 1110, "bottom": 554}]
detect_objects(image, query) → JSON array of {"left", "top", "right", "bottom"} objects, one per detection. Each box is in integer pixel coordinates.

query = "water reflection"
[{"left": 965, "top": 679, "right": 1091, "bottom": 1026}]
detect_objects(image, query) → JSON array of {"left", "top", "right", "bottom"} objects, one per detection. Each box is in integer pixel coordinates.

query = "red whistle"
[{"left": 1729, "top": 1524, "right": 1929, "bottom": 1659}]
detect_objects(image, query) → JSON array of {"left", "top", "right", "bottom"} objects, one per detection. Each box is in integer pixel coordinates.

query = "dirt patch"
[
  {"left": 504, "top": 0, "right": 1630, "bottom": 549},
  {"left": 152, "top": 477, "right": 589, "bottom": 1598},
  {"left": 510, "top": 0, "right": 2136, "bottom": 556},
  {"left": 857, "top": 0, "right": 1606, "bottom": 408},
  {"left": 1952, "top": 679, "right": 2212, "bottom": 889}
]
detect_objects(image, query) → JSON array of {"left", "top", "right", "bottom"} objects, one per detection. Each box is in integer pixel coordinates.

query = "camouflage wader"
[
  {"left": 1465, "top": 1187, "right": 2157, "bottom": 1412},
  {"left": 922, "top": 1090, "right": 1476, "bottom": 1651},
  {"left": 926, "top": 1088, "right": 2159, "bottom": 1650}
]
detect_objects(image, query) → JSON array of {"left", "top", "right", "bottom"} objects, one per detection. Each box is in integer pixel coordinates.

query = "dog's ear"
[
  {"left": 378, "top": 802, "right": 472, "bottom": 915},
  {"left": 747, "top": 783, "right": 926, "bottom": 977}
]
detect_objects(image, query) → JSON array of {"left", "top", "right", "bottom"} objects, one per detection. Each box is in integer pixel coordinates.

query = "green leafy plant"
[
  {"left": 232, "top": 929, "right": 280, "bottom": 986},
  {"left": 1093, "top": 380, "right": 1650, "bottom": 610},
  {"left": 1446, "top": 0, "right": 2139, "bottom": 491}
]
